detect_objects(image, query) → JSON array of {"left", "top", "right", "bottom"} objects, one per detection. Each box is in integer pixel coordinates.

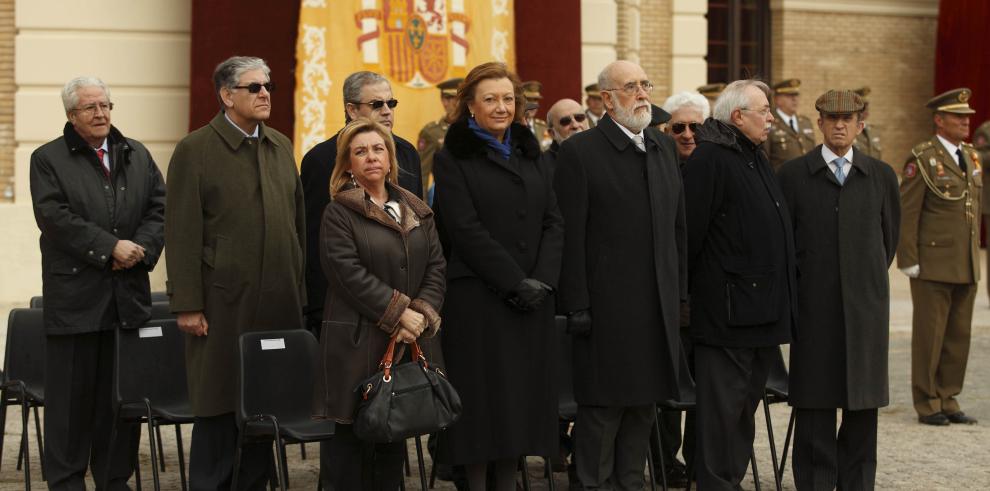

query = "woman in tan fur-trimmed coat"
[{"left": 314, "top": 118, "right": 446, "bottom": 490}]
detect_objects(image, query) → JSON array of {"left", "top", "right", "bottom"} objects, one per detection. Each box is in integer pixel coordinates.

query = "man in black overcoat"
[
  {"left": 300, "top": 71, "right": 422, "bottom": 334},
  {"left": 555, "top": 60, "right": 687, "bottom": 491},
  {"left": 681, "top": 79, "right": 797, "bottom": 490},
  {"left": 777, "top": 90, "right": 899, "bottom": 490},
  {"left": 30, "top": 76, "right": 165, "bottom": 490}
]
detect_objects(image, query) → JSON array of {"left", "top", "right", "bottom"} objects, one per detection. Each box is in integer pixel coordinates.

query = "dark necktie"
[
  {"left": 957, "top": 149, "right": 967, "bottom": 173},
  {"left": 97, "top": 148, "right": 110, "bottom": 180},
  {"left": 790, "top": 118, "right": 797, "bottom": 132}
]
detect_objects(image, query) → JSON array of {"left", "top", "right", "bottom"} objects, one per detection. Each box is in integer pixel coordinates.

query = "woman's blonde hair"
[{"left": 329, "top": 118, "right": 399, "bottom": 198}]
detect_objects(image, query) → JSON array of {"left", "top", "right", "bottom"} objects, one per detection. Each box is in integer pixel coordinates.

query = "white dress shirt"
[
  {"left": 224, "top": 111, "right": 260, "bottom": 138},
  {"left": 614, "top": 120, "right": 646, "bottom": 150},
  {"left": 776, "top": 108, "right": 797, "bottom": 131},
  {"left": 93, "top": 139, "right": 110, "bottom": 173},
  {"left": 936, "top": 134, "right": 962, "bottom": 166},
  {"left": 821, "top": 145, "right": 854, "bottom": 179}
]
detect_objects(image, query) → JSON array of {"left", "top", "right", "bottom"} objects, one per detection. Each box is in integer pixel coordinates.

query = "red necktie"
[{"left": 97, "top": 148, "right": 110, "bottom": 180}]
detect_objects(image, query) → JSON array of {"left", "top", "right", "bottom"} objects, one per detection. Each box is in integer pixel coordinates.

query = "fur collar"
[
  {"left": 442, "top": 118, "right": 541, "bottom": 160},
  {"left": 62, "top": 121, "right": 128, "bottom": 155},
  {"left": 333, "top": 182, "right": 433, "bottom": 234},
  {"left": 694, "top": 118, "right": 761, "bottom": 155}
]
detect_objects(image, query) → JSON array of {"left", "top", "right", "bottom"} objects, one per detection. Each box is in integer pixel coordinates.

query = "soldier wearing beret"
[
  {"left": 777, "top": 90, "right": 900, "bottom": 490},
  {"left": 767, "top": 78, "right": 816, "bottom": 170},
  {"left": 523, "top": 80, "right": 552, "bottom": 150},
  {"left": 696, "top": 82, "right": 725, "bottom": 107},
  {"left": 417, "top": 77, "right": 462, "bottom": 200},
  {"left": 898, "top": 88, "right": 981, "bottom": 426},
  {"left": 852, "top": 86, "right": 884, "bottom": 160},
  {"left": 584, "top": 83, "right": 605, "bottom": 128}
]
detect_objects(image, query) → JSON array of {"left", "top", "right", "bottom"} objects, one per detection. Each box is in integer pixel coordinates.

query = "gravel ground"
[{"left": 1, "top": 262, "right": 988, "bottom": 490}]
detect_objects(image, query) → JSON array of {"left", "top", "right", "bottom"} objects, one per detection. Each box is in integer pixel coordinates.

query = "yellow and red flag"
[{"left": 294, "top": 0, "right": 516, "bottom": 161}]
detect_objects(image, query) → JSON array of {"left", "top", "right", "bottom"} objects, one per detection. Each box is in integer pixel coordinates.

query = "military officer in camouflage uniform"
[
  {"left": 697, "top": 83, "right": 725, "bottom": 108},
  {"left": 767, "top": 78, "right": 816, "bottom": 170},
  {"left": 584, "top": 83, "right": 605, "bottom": 128},
  {"left": 898, "top": 88, "right": 981, "bottom": 426},
  {"left": 852, "top": 86, "right": 884, "bottom": 160},
  {"left": 523, "top": 80, "right": 552, "bottom": 150},
  {"left": 417, "top": 77, "right": 462, "bottom": 199}
]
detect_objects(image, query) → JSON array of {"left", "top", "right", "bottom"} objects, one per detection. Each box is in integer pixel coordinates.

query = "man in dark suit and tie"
[{"left": 555, "top": 60, "right": 687, "bottom": 491}]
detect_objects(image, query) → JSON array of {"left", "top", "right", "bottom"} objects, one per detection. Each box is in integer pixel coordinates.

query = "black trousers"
[
  {"left": 792, "top": 408, "right": 878, "bottom": 491},
  {"left": 188, "top": 413, "right": 272, "bottom": 490},
  {"left": 574, "top": 405, "right": 655, "bottom": 491},
  {"left": 44, "top": 330, "right": 140, "bottom": 491},
  {"left": 694, "top": 344, "right": 776, "bottom": 491},
  {"left": 320, "top": 423, "right": 405, "bottom": 490}
]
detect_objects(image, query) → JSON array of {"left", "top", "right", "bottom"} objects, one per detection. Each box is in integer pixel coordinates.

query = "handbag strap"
[{"left": 379, "top": 337, "right": 430, "bottom": 382}]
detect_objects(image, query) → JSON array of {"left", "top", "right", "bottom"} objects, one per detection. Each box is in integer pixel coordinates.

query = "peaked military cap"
[
  {"left": 697, "top": 83, "right": 726, "bottom": 99},
  {"left": 437, "top": 77, "right": 463, "bottom": 96},
  {"left": 926, "top": 88, "right": 976, "bottom": 114},
  {"left": 523, "top": 81, "right": 544, "bottom": 100},
  {"left": 585, "top": 83, "right": 602, "bottom": 99},
  {"left": 815, "top": 90, "right": 865, "bottom": 114},
  {"left": 650, "top": 104, "right": 671, "bottom": 127},
  {"left": 772, "top": 79, "right": 801, "bottom": 95}
]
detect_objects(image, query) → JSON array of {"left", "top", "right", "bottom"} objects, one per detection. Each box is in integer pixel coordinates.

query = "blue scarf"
[{"left": 467, "top": 117, "right": 512, "bottom": 160}]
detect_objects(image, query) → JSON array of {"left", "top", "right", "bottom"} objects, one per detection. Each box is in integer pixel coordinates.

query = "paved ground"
[{"left": 1, "top": 262, "right": 988, "bottom": 489}]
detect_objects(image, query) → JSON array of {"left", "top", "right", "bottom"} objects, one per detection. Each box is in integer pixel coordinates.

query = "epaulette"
[
  {"left": 912, "top": 140, "right": 934, "bottom": 155},
  {"left": 960, "top": 142, "right": 975, "bottom": 150}
]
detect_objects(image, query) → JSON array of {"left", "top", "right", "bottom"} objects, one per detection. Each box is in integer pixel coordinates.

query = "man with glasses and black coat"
[{"left": 299, "top": 71, "right": 423, "bottom": 337}]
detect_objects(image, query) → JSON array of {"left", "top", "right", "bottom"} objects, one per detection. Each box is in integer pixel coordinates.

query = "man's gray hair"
[
  {"left": 712, "top": 80, "right": 770, "bottom": 123},
  {"left": 61, "top": 76, "right": 110, "bottom": 114},
  {"left": 343, "top": 71, "right": 389, "bottom": 104},
  {"left": 662, "top": 91, "right": 711, "bottom": 119},
  {"left": 212, "top": 56, "right": 270, "bottom": 106}
]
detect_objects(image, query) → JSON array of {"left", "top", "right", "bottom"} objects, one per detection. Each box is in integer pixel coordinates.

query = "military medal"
[{"left": 972, "top": 152, "right": 982, "bottom": 177}]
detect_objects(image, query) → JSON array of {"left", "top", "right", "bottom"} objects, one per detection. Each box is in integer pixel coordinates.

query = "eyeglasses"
[
  {"left": 740, "top": 107, "right": 771, "bottom": 117},
  {"left": 603, "top": 80, "right": 654, "bottom": 95},
  {"left": 352, "top": 99, "right": 399, "bottom": 110},
  {"left": 671, "top": 122, "right": 700, "bottom": 135},
  {"left": 74, "top": 102, "right": 114, "bottom": 115},
  {"left": 233, "top": 82, "right": 275, "bottom": 93},
  {"left": 558, "top": 113, "right": 587, "bottom": 127}
]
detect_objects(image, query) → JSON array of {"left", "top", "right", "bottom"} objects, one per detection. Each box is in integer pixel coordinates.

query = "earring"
[{"left": 348, "top": 172, "right": 358, "bottom": 187}]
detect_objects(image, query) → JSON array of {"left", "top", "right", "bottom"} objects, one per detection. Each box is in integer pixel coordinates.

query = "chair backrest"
[
  {"left": 29, "top": 296, "right": 43, "bottom": 309},
  {"left": 555, "top": 316, "right": 577, "bottom": 419},
  {"left": 3, "top": 309, "right": 46, "bottom": 397},
  {"left": 765, "top": 346, "right": 789, "bottom": 399},
  {"left": 237, "top": 330, "right": 320, "bottom": 425},
  {"left": 114, "top": 318, "right": 190, "bottom": 409},
  {"left": 151, "top": 301, "right": 175, "bottom": 321},
  {"left": 151, "top": 291, "right": 169, "bottom": 303}
]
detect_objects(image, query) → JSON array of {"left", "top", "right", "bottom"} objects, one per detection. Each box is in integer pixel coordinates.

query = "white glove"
[{"left": 900, "top": 265, "right": 920, "bottom": 278}]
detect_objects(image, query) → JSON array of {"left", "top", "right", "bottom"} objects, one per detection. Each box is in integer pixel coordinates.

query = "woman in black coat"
[{"left": 432, "top": 62, "right": 564, "bottom": 491}]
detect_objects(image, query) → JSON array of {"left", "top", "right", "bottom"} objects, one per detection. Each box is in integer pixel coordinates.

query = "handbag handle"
[{"left": 379, "top": 336, "right": 430, "bottom": 382}]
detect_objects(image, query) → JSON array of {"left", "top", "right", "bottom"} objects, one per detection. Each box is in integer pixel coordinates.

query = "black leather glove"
[
  {"left": 506, "top": 278, "right": 553, "bottom": 312},
  {"left": 566, "top": 309, "right": 592, "bottom": 336}
]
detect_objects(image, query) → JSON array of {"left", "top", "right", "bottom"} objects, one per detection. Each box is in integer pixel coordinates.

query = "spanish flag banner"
[{"left": 294, "top": 0, "right": 516, "bottom": 161}]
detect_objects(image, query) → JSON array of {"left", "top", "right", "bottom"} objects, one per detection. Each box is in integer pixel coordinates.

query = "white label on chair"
[
  {"left": 138, "top": 326, "right": 163, "bottom": 338},
  {"left": 260, "top": 338, "right": 286, "bottom": 350}
]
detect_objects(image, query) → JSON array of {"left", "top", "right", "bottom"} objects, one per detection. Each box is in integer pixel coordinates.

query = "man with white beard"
[{"left": 555, "top": 60, "right": 687, "bottom": 490}]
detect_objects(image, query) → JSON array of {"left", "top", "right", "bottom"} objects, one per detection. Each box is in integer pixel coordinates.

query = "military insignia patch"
[{"left": 904, "top": 161, "right": 917, "bottom": 178}]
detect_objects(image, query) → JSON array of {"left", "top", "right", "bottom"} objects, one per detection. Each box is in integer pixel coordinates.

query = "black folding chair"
[
  {"left": 106, "top": 318, "right": 194, "bottom": 491},
  {"left": 233, "top": 330, "right": 335, "bottom": 491},
  {"left": 763, "top": 347, "right": 793, "bottom": 488},
  {"left": 28, "top": 296, "right": 43, "bottom": 308},
  {"left": 1, "top": 308, "right": 47, "bottom": 489}
]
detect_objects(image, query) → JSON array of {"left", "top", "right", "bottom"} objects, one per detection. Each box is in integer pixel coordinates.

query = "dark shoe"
[
  {"left": 918, "top": 412, "right": 950, "bottom": 426},
  {"left": 654, "top": 459, "right": 689, "bottom": 488},
  {"left": 945, "top": 411, "right": 979, "bottom": 424}
]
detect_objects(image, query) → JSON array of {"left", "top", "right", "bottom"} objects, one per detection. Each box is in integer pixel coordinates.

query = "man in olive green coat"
[{"left": 165, "top": 56, "right": 306, "bottom": 489}]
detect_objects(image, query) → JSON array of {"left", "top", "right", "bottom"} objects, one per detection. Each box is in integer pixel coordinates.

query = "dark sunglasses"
[
  {"left": 353, "top": 99, "right": 399, "bottom": 110},
  {"left": 558, "top": 113, "right": 587, "bottom": 126},
  {"left": 233, "top": 82, "right": 275, "bottom": 93},
  {"left": 671, "top": 122, "right": 700, "bottom": 135}
]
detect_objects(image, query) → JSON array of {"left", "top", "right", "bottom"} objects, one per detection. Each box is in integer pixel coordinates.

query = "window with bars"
[{"left": 707, "top": 0, "right": 771, "bottom": 83}]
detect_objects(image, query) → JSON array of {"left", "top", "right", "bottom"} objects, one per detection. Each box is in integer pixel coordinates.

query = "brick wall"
[
  {"left": 771, "top": 9, "right": 938, "bottom": 171},
  {"left": 640, "top": 0, "right": 673, "bottom": 99},
  {"left": 0, "top": 0, "right": 13, "bottom": 202}
]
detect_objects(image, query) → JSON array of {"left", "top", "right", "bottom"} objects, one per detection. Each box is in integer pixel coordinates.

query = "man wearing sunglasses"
[
  {"left": 542, "top": 98, "right": 589, "bottom": 176},
  {"left": 300, "top": 71, "right": 423, "bottom": 339}
]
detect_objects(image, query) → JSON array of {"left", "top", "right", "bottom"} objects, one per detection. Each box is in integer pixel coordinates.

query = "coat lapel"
[{"left": 932, "top": 136, "right": 965, "bottom": 179}]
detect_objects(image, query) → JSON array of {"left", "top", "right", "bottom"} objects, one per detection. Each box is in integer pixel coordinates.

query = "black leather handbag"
[{"left": 353, "top": 337, "right": 462, "bottom": 443}]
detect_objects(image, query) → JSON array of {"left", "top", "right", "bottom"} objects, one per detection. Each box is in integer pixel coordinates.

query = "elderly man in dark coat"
[
  {"left": 555, "top": 60, "right": 687, "bottom": 491},
  {"left": 30, "top": 76, "right": 165, "bottom": 491},
  {"left": 300, "top": 71, "right": 422, "bottom": 336},
  {"left": 682, "top": 79, "right": 796, "bottom": 490},
  {"left": 777, "top": 90, "right": 899, "bottom": 490},
  {"left": 165, "top": 56, "right": 305, "bottom": 490}
]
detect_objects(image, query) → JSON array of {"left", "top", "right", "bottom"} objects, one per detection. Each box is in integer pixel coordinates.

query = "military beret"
[
  {"left": 585, "top": 83, "right": 602, "bottom": 99},
  {"left": 697, "top": 83, "right": 726, "bottom": 99},
  {"left": 772, "top": 79, "right": 801, "bottom": 95},
  {"left": 523, "top": 80, "right": 543, "bottom": 100},
  {"left": 926, "top": 88, "right": 975, "bottom": 114},
  {"left": 815, "top": 90, "right": 865, "bottom": 115},
  {"left": 436, "top": 77, "right": 463, "bottom": 96}
]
